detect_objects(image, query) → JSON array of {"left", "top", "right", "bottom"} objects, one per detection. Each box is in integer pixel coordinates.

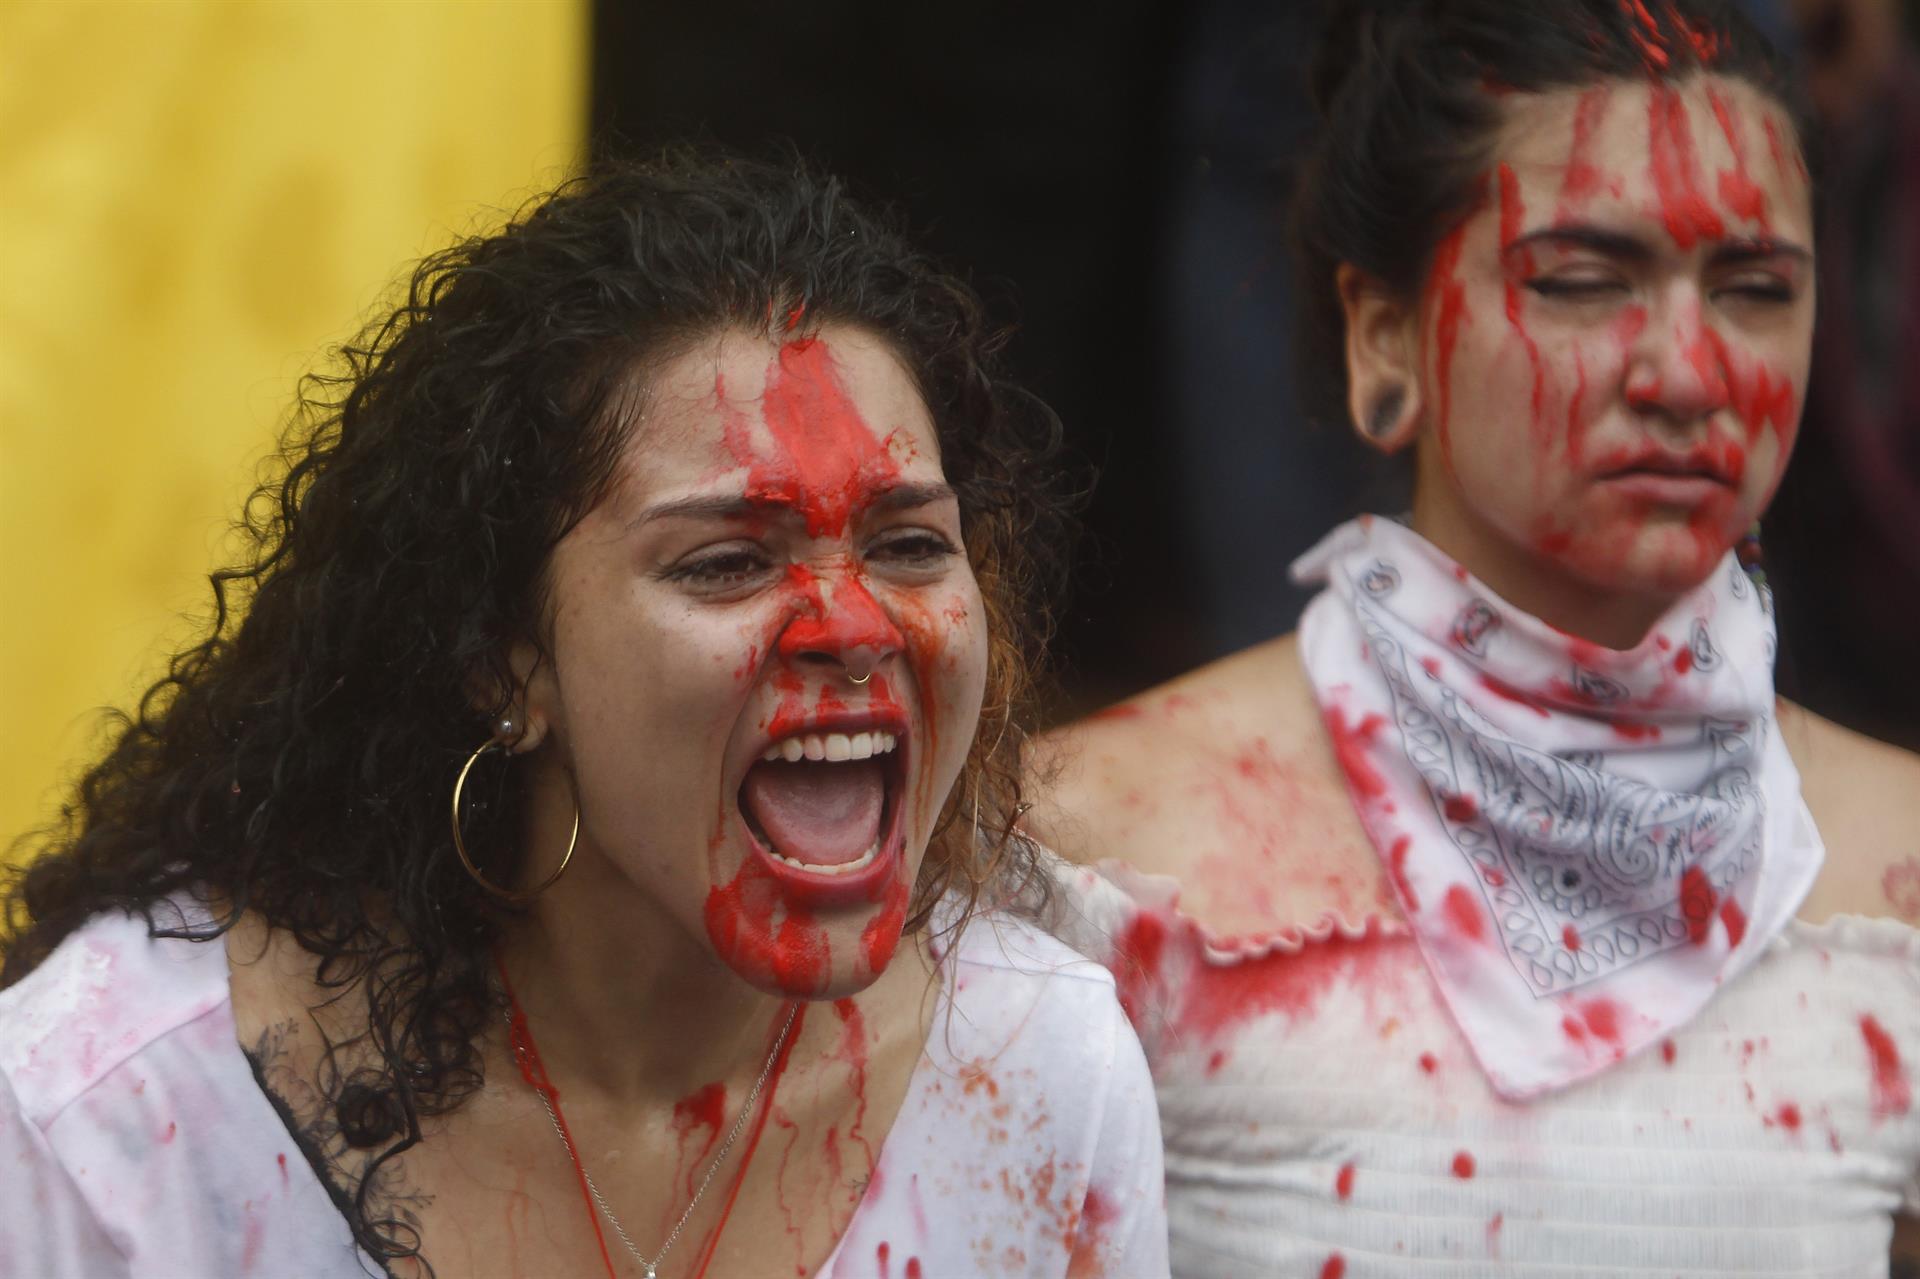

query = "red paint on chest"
[
  {"left": 1860, "top": 1015, "right": 1912, "bottom": 1120},
  {"left": 1325, "top": 708, "right": 1389, "bottom": 803},
  {"left": 1883, "top": 859, "right": 1920, "bottom": 921},
  {"left": 1451, "top": 1150, "right": 1477, "bottom": 1179},
  {"left": 1443, "top": 884, "right": 1488, "bottom": 944},
  {"left": 1679, "top": 866, "right": 1717, "bottom": 944},
  {"left": 1335, "top": 1162, "right": 1356, "bottom": 1201},
  {"left": 1177, "top": 931, "right": 1398, "bottom": 1042},
  {"left": 737, "top": 337, "right": 902, "bottom": 538}
]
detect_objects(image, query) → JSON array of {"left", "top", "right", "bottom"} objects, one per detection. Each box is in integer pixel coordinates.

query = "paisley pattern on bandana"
[{"left": 1293, "top": 516, "right": 1824, "bottom": 1098}]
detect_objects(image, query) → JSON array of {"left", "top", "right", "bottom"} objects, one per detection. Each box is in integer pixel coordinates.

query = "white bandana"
[{"left": 1293, "top": 516, "right": 1824, "bottom": 1098}]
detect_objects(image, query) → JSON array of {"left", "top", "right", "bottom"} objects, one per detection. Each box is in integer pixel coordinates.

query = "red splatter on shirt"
[
  {"left": 1680, "top": 867, "right": 1717, "bottom": 945},
  {"left": 1320, "top": 1254, "right": 1347, "bottom": 1279},
  {"left": 1563, "top": 924, "right": 1583, "bottom": 952},
  {"left": 1662, "top": 1039, "right": 1678, "bottom": 1065},
  {"left": 1325, "top": 708, "right": 1389, "bottom": 804},
  {"left": 1419, "top": 1052, "right": 1439, "bottom": 1075},
  {"left": 1336, "top": 1162, "right": 1356, "bottom": 1201},
  {"left": 1443, "top": 793, "right": 1480, "bottom": 823},
  {"left": 1861, "top": 1015, "right": 1912, "bottom": 1120},
  {"left": 1452, "top": 1150, "right": 1478, "bottom": 1179},
  {"left": 1775, "top": 1102, "right": 1803, "bottom": 1130},
  {"left": 1719, "top": 897, "right": 1749, "bottom": 950}
]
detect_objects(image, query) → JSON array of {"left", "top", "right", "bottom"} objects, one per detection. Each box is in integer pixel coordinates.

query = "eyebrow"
[
  {"left": 1505, "top": 223, "right": 1812, "bottom": 265},
  {"left": 631, "top": 480, "right": 958, "bottom": 527}
]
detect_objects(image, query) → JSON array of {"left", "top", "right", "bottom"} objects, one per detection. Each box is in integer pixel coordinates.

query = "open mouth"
[{"left": 737, "top": 720, "right": 909, "bottom": 901}]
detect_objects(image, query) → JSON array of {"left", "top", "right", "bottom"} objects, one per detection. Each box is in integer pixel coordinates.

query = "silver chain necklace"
[{"left": 508, "top": 1002, "right": 799, "bottom": 1279}]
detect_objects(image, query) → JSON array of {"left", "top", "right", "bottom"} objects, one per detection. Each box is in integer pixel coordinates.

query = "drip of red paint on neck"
[{"left": 685, "top": 1003, "right": 809, "bottom": 1279}]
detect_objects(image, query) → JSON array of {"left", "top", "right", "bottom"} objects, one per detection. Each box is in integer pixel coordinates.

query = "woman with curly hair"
[
  {"left": 0, "top": 151, "right": 1167, "bottom": 1278},
  {"left": 1031, "top": 1, "right": 1920, "bottom": 1274}
]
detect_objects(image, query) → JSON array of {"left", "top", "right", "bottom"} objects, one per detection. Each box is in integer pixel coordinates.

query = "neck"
[
  {"left": 498, "top": 866, "right": 790, "bottom": 1109},
  {"left": 1410, "top": 489, "right": 1674, "bottom": 652}
]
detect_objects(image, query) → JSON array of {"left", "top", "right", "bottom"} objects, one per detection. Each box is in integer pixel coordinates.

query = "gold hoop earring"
[{"left": 450, "top": 739, "right": 579, "bottom": 905}]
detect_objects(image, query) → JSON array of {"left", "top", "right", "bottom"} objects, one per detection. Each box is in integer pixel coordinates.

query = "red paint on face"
[
  {"left": 1563, "top": 923, "right": 1582, "bottom": 951},
  {"left": 858, "top": 868, "right": 911, "bottom": 978},
  {"left": 1320, "top": 1255, "right": 1347, "bottom": 1279},
  {"left": 1451, "top": 1150, "right": 1478, "bottom": 1180},
  {"left": 775, "top": 565, "right": 906, "bottom": 667},
  {"left": 1718, "top": 897, "right": 1748, "bottom": 949},
  {"left": 1325, "top": 708, "right": 1389, "bottom": 803},
  {"left": 1706, "top": 85, "right": 1769, "bottom": 228},
  {"left": 1498, "top": 164, "right": 1548, "bottom": 447},
  {"left": 1443, "top": 793, "right": 1479, "bottom": 823},
  {"left": 1860, "top": 1015, "right": 1912, "bottom": 1120},
  {"left": 704, "top": 859, "right": 830, "bottom": 995},
  {"left": 1647, "top": 84, "right": 1727, "bottom": 250},
  {"left": 1559, "top": 85, "right": 1613, "bottom": 213},
  {"left": 735, "top": 337, "right": 903, "bottom": 539},
  {"left": 1679, "top": 866, "right": 1717, "bottom": 944},
  {"left": 1336, "top": 1162, "right": 1356, "bottom": 1201},
  {"left": 1388, "top": 835, "right": 1420, "bottom": 912},
  {"left": 1703, "top": 328, "right": 1799, "bottom": 445},
  {"left": 1176, "top": 930, "right": 1403, "bottom": 1042},
  {"left": 1443, "top": 884, "right": 1487, "bottom": 944}
]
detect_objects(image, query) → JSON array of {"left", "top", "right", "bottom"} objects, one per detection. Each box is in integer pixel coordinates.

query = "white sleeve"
[
  {"left": 0, "top": 1068, "right": 129, "bottom": 1277},
  {"left": 1076, "top": 999, "right": 1170, "bottom": 1278}
]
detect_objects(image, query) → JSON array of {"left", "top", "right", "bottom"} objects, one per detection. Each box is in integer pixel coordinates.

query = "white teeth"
[
  {"left": 759, "top": 731, "right": 899, "bottom": 764},
  {"left": 768, "top": 838, "right": 882, "bottom": 876}
]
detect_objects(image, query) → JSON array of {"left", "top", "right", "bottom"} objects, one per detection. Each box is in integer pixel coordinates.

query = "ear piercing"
[
  {"left": 1369, "top": 386, "right": 1406, "bottom": 437},
  {"left": 496, "top": 714, "right": 518, "bottom": 740}
]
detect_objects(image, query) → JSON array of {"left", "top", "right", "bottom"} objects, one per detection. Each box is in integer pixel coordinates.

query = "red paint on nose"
[{"left": 776, "top": 564, "right": 905, "bottom": 664}]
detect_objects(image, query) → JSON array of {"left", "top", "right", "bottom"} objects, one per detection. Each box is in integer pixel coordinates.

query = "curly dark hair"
[{"left": 1, "top": 147, "right": 1074, "bottom": 1267}]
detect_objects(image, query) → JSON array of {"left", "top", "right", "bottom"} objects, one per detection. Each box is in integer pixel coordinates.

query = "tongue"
[{"left": 741, "top": 758, "right": 885, "bottom": 866}]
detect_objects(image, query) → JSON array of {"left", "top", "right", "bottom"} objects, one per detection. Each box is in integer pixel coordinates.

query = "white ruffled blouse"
[{"left": 1050, "top": 858, "right": 1920, "bottom": 1278}]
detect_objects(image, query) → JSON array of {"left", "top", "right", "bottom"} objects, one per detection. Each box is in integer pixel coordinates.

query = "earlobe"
[
  {"left": 1337, "top": 263, "right": 1424, "bottom": 454},
  {"left": 491, "top": 641, "right": 554, "bottom": 754}
]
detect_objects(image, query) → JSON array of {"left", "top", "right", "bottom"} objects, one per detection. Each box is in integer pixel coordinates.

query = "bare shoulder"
[
  {"left": 1778, "top": 700, "right": 1920, "bottom": 925},
  {"left": 1023, "top": 633, "right": 1391, "bottom": 933}
]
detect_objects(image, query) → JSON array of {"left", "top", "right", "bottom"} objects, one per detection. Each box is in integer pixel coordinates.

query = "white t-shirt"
[{"left": 0, "top": 898, "right": 1168, "bottom": 1278}]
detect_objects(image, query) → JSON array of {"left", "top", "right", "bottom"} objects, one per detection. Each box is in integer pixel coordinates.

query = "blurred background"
[{"left": 4, "top": 0, "right": 1917, "bottom": 867}]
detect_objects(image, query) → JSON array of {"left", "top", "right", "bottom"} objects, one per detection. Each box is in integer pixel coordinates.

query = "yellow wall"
[{"left": 0, "top": 0, "right": 588, "bottom": 861}]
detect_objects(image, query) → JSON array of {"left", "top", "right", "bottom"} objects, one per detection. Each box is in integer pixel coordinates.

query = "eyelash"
[
  {"left": 663, "top": 531, "right": 959, "bottom": 588},
  {"left": 1525, "top": 277, "right": 1797, "bottom": 304}
]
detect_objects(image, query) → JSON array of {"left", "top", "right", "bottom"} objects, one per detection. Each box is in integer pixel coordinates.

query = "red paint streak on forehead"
[
  {"left": 1559, "top": 85, "right": 1613, "bottom": 213},
  {"left": 1498, "top": 164, "right": 1548, "bottom": 443},
  {"left": 1648, "top": 84, "right": 1727, "bottom": 250},
  {"left": 1707, "top": 85, "right": 1770, "bottom": 229},
  {"left": 735, "top": 337, "right": 903, "bottom": 538}
]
